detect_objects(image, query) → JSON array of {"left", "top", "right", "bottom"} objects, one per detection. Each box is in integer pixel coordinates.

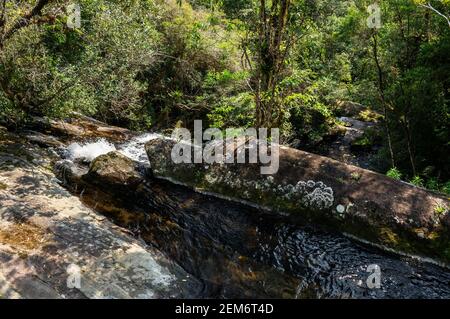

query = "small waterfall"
[
  {"left": 65, "top": 133, "right": 162, "bottom": 164},
  {"left": 67, "top": 138, "right": 117, "bottom": 162},
  {"left": 118, "top": 133, "right": 162, "bottom": 163}
]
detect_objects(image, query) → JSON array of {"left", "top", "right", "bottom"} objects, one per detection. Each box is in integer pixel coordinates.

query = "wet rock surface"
[
  {"left": 1, "top": 117, "right": 449, "bottom": 299},
  {"left": 23, "top": 131, "right": 65, "bottom": 149},
  {"left": 323, "top": 117, "right": 380, "bottom": 170},
  {"left": 145, "top": 137, "right": 450, "bottom": 264},
  {"left": 58, "top": 148, "right": 450, "bottom": 299},
  {"left": 87, "top": 151, "right": 143, "bottom": 187},
  {"left": 0, "top": 131, "right": 200, "bottom": 299}
]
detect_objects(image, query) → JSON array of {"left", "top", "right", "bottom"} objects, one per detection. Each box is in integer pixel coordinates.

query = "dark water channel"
[
  {"left": 73, "top": 175, "right": 450, "bottom": 299},
  {"left": 59, "top": 135, "right": 450, "bottom": 299}
]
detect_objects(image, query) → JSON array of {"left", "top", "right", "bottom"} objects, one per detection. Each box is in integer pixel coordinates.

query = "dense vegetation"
[{"left": 0, "top": 0, "right": 449, "bottom": 193}]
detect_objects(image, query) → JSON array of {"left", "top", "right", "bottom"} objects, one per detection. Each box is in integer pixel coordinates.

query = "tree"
[
  {"left": 0, "top": 0, "right": 64, "bottom": 49},
  {"left": 244, "top": 0, "right": 293, "bottom": 129},
  {"left": 0, "top": 0, "right": 159, "bottom": 126},
  {"left": 0, "top": 0, "right": 68, "bottom": 119},
  {"left": 371, "top": 30, "right": 396, "bottom": 169}
]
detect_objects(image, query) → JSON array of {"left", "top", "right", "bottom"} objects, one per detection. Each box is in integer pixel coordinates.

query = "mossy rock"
[
  {"left": 87, "top": 151, "right": 143, "bottom": 187},
  {"left": 356, "top": 109, "right": 383, "bottom": 123},
  {"left": 145, "top": 137, "right": 450, "bottom": 264}
]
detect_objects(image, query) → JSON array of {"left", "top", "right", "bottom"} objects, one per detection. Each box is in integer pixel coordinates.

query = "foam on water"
[
  {"left": 67, "top": 139, "right": 117, "bottom": 162},
  {"left": 119, "top": 133, "right": 163, "bottom": 163},
  {"left": 65, "top": 133, "right": 163, "bottom": 164}
]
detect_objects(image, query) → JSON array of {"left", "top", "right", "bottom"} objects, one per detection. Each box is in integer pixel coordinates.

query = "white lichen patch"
[
  {"left": 336, "top": 205, "right": 346, "bottom": 214},
  {"left": 200, "top": 169, "right": 334, "bottom": 211},
  {"left": 205, "top": 172, "right": 219, "bottom": 185},
  {"left": 290, "top": 180, "right": 334, "bottom": 210},
  {"left": 147, "top": 142, "right": 335, "bottom": 211}
]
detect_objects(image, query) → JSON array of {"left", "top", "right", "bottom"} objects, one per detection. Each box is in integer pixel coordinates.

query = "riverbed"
[{"left": 60, "top": 135, "right": 450, "bottom": 299}]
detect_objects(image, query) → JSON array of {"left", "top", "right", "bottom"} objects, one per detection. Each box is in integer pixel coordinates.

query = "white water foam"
[
  {"left": 67, "top": 138, "right": 117, "bottom": 162},
  {"left": 65, "top": 133, "right": 163, "bottom": 163},
  {"left": 118, "top": 133, "right": 163, "bottom": 163}
]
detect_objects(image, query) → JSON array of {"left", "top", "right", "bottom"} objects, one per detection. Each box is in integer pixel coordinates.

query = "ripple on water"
[
  {"left": 253, "top": 223, "right": 450, "bottom": 299},
  {"left": 63, "top": 135, "right": 450, "bottom": 299}
]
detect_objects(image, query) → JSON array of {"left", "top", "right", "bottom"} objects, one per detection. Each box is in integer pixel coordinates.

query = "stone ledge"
[{"left": 145, "top": 137, "right": 450, "bottom": 264}]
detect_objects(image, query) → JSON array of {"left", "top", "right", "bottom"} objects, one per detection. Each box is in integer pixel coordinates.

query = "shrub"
[
  {"left": 207, "top": 92, "right": 255, "bottom": 129},
  {"left": 441, "top": 181, "right": 450, "bottom": 195},
  {"left": 426, "top": 178, "right": 440, "bottom": 191},
  {"left": 0, "top": 0, "right": 159, "bottom": 128},
  {"left": 386, "top": 167, "right": 402, "bottom": 180},
  {"left": 410, "top": 176, "right": 425, "bottom": 187}
]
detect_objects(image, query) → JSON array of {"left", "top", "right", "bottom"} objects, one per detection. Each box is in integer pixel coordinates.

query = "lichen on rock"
[
  {"left": 87, "top": 151, "right": 143, "bottom": 187},
  {"left": 145, "top": 137, "right": 450, "bottom": 264}
]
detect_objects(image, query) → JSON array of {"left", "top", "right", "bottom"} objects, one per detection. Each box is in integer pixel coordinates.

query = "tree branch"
[
  {"left": 1, "top": 0, "right": 53, "bottom": 46},
  {"left": 420, "top": 2, "right": 450, "bottom": 27},
  {"left": 0, "top": 0, "right": 6, "bottom": 28}
]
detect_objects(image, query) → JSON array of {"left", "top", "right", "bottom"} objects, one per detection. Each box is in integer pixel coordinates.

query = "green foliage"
[
  {"left": 434, "top": 204, "right": 447, "bottom": 216},
  {"left": 442, "top": 181, "right": 450, "bottom": 195},
  {"left": 0, "top": 0, "right": 244, "bottom": 130},
  {"left": 387, "top": 167, "right": 403, "bottom": 181},
  {"left": 352, "top": 136, "right": 371, "bottom": 147},
  {"left": 350, "top": 172, "right": 362, "bottom": 181},
  {"left": 281, "top": 70, "right": 336, "bottom": 145},
  {"left": 410, "top": 176, "right": 425, "bottom": 187},
  {"left": 288, "top": 0, "right": 449, "bottom": 185},
  {"left": 140, "top": 4, "right": 243, "bottom": 128},
  {"left": 0, "top": 0, "right": 161, "bottom": 128},
  {"left": 0, "top": 0, "right": 448, "bottom": 193},
  {"left": 386, "top": 167, "right": 450, "bottom": 194},
  {"left": 286, "top": 97, "right": 334, "bottom": 145},
  {"left": 203, "top": 70, "right": 248, "bottom": 89},
  {"left": 207, "top": 92, "right": 254, "bottom": 129},
  {"left": 356, "top": 109, "right": 383, "bottom": 123},
  {"left": 426, "top": 178, "right": 440, "bottom": 191}
]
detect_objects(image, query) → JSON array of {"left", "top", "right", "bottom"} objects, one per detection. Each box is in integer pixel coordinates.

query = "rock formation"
[{"left": 145, "top": 137, "right": 450, "bottom": 264}]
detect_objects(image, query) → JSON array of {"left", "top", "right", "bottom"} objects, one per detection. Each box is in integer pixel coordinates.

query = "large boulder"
[
  {"left": 334, "top": 100, "right": 382, "bottom": 121},
  {"left": 145, "top": 137, "right": 450, "bottom": 264},
  {"left": 87, "top": 151, "right": 143, "bottom": 188}
]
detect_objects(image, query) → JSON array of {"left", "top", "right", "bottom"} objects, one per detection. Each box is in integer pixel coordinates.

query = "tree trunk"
[
  {"left": 403, "top": 118, "right": 416, "bottom": 176},
  {"left": 254, "top": 0, "right": 291, "bottom": 129},
  {"left": 371, "top": 32, "right": 396, "bottom": 168}
]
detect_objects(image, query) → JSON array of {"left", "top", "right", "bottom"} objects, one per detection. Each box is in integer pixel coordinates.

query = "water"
[
  {"left": 141, "top": 179, "right": 450, "bottom": 298},
  {"left": 66, "top": 135, "right": 450, "bottom": 299},
  {"left": 118, "top": 133, "right": 162, "bottom": 163},
  {"left": 66, "top": 133, "right": 162, "bottom": 163},
  {"left": 67, "top": 138, "right": 117, "bottom": 162}
]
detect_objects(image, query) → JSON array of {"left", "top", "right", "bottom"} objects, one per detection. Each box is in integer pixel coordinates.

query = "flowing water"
[
  {"left": 65, "top": 135, "right": 450, "bottom": 299},
  {"left": 117, "top": 133, "right": 163, "bottom": 163}
]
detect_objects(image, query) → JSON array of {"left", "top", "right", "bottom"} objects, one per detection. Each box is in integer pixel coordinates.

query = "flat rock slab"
[
  {"left": 28, "top": 115, "right": 133, "bottom": 142},
  {"left": 0, "top": 148, "right": 200, "bottom": 298}
]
